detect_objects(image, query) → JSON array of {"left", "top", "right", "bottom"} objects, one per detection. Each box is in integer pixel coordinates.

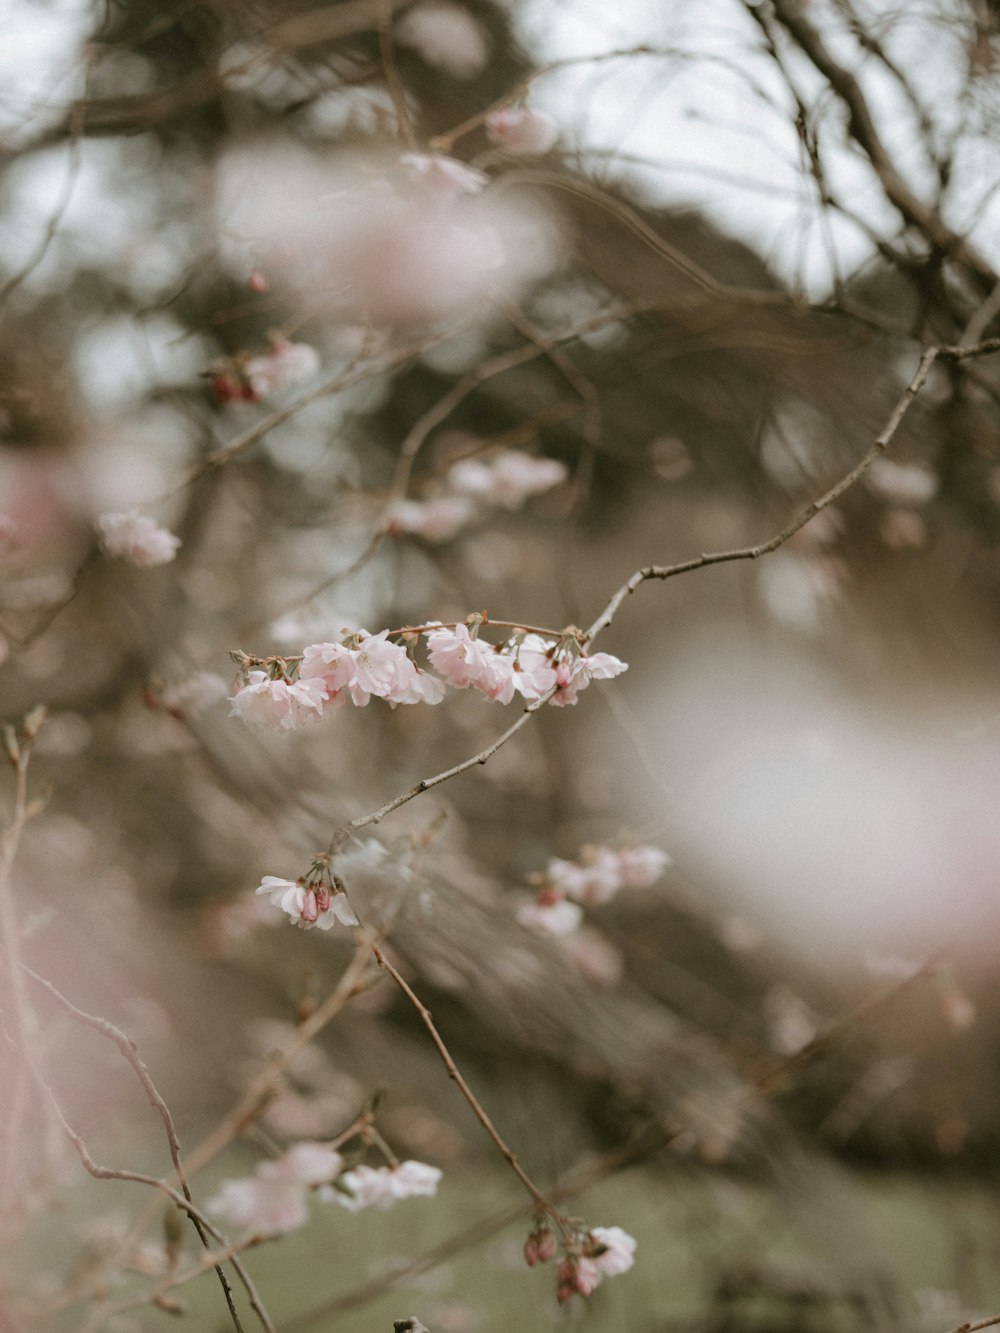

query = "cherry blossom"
[
  {"left": 245, "top": 340, "right": 321, "bottom": 399},
  {"left": 425, "top": 623, "right": 494, "bottom": 689},
  {"left": 588, "top": 1225, "right": 637, "bottom": 1277},
  {"left": 396, "top": 1, "right": 489, "bottom": 78},
  {"left": 616, "top": 845, "right": 672, "bottom": 887},
  {"left": 208, "top": 1143, "right": 343, "bottom": 1236},
  {"left": 255, "top": 876, "right": 359, "bottom": 930},
  {"left": 97, "top": 513, "right": 181, "bottom": 567},
  {"left": 299, "top": 641, "right": 357, "bottom": 702},
  {"left": 516, "top": 897, "right": 582, "bottom": 936},
  {"left": 230, "top": 671, "right": 326, "bottom": 730},
  {"left": 485, "top": 105, "right": 559, "bottom": 155},
  {"left": 350, "top": 630, "right": 439, "bottom": 707},
  {"left": 333, "top": 1159, "right": 442, "bottom": 1211},
  {"left": 550, "top": 651, "right": 627, "bottom": 707},
  {"left": 385, "top": 495, "right": 476, "bottom": 543},
  {"left": 447, "top": 450, "right": 567, "bottom": 509}
]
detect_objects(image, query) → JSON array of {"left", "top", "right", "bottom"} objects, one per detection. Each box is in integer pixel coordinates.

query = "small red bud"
[
  {"left": 523, "top": 1235, "right": 540, "bottom": 1267},
  {"left": 247, "top": 270, "right": 268, "bottom": 292},
  {"left": 300, "top": 889, "right": 319, "bottom": 924},
  {"left": 536, "top": 1230, "right": 557, "bottom": 1263}
]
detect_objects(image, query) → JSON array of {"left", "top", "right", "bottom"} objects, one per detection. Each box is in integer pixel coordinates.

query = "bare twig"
[
  {"left": 22, "top": 966, "right": 250, "bottom": 1331},
  {"left": 372, "top": 945, "right": 571, "bottom": 1231},
  {"left": 584, "top": 346, "right": 940, "bottom": 642}
]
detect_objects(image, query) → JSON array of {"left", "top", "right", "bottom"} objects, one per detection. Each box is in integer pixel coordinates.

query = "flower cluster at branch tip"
[
  {"left": 523, "top": 1218, "right": 636, "bottom": 1303},
  {"left": 209, "top": 337, "right": 320, "bottom": 405},
  {"left": 387, "top": 449, "right": 569, "bottom": 543},
  {"left": 229, "top": 618, "right": 627, "bottom": 728},
  {"left": 517, "top": 843, "right": 670, "bottom": 938},
  {"left": 485, "top": 104, "right": 559, "bottom": 155},
  {"left": 255, "top": 867, "right": 359, "bottom": 932},
  {"left": 96, "top": 513, "right": 181, "bottom": 567},
  {"left": 207, "top": 1142, "right": 343, "bottom": 1237}
]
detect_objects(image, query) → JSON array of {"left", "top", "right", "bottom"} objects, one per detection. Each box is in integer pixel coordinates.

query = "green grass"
[{"left": 20, "top": 1161, "right": 1000, "bottom": 1331}]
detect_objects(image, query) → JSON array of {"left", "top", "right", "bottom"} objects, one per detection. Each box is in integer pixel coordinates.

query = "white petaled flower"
[
  {"left": 517, "top": 897, "right": 583, "bottom": 936},
  {"left": 245, "top": 340, "right": 321, "bottom": 398},
  {"left": 272, "top": 1141, "right": 344, "bottom": 1187},
  {"left": 299, "top": 641, "right": 357, "bottom": 702},
  {"left": 390, "top": 1160, "right": 442, "bottom": 1199},
  {"left": 485, "top": 105, "right": 559, "bottom": 155},
  {"left": 230, "top": 671, "right": 327, "bottom": 730},
  {"left": 334, "top": 1160, "right": 441, "bottom": 1211},
  {"left": 254, "top": 876, "right": 358, "bottom": 930},
  {"left": 589, "top": 1225, "right": 637, "bottom": 1278},
  {"left": 569, "top": 847, "right": 624, "bottom": 906},
  {"left": 425, "top": 623, "right": 494, "bottom": 689},
  {"left": 207, "top": 1143, "right": 343, "bottom": 1237},
  {"left": 350, "top": 630, "right": 431, "bottom": 706},
  {"left": 97, "top": 513, "right": 181, "bottom": 567},
  {"left": 616, "top": 845, "right": 671, "bottom": 887},
  {"left": 385, "top": 495, "right": 476, "bottom": 543},
  {"left": 550, "top": 651, "right": 627, "bottom": 707},
  {"left": 448, "top": 450, "right": 567, "bottom": 509},
  {"left": 396, "top": 1, "right": 489, "bottom": 78}
]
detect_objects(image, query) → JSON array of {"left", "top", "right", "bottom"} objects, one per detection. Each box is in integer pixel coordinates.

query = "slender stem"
[
  {"left": 23, "top": 967, "right": 249, "bottom": 1332},
  {"left": 372, "top": 945, "right": 570, "bottom": 1233}
]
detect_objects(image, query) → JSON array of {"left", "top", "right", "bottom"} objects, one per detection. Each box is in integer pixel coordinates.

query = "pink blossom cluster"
[
  {"left": 333, "top": 1159, "right": 442, "bottom": 1211},
  {"left": 547, "top": 843, "right": 671, "bottom": 905},
  {"left": 255, "top": 875, "right": 359, "bottom": 931},
  {"left": 210, "top": 338, "right": 320, "bottom": 405},
  {"left": 207, "top": 1142, "right": 344, "bottom": 1237},
  {"left": 229, "top": 625, "right": 627, "bottom": 730},
  {"left": 517, "top": 842, "right": 670, "bottom": 939},
  {"left": 96, "top": 513, "right": 181, "bottom": 567},
  {"left": 523, "top": 1219, "right": 637, "bottom": 1303},
  {"left": 387, "top": 449, "right": 568, "bottom": 543},
  {"left": 485, "top": 104, "right": 559, "bottom": 155},
  {"left": 556, "top": 1227, "right": 637, "bottom": 1302}
]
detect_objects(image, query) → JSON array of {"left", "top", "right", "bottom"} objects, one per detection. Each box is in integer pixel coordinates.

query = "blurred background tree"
[{"left": 3, "top": 1, "right": 1000, "bottom": 1329}]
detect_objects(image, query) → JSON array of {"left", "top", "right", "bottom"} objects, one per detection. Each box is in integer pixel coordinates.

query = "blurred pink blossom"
[
  {"left": 396, "top": 2, "right": 489, "bottom": 78},
  {"left": 486, "top": 105, "right": 559, "bottom": 155},
  {"left": 97, "top": 513, "right": 181, "bottom": 567},
  {"left": 447, "top": 450, "right": 567, "bottom": 509}
]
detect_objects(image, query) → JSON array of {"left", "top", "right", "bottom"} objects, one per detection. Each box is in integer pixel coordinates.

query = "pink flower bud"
[
  {"left": 523, "top": 1234, "right": 539, "bottom": 1267},
  {"left": 315, "top": 885, "right": 332, "bottom": 913},
  {"left": 247, "top": 270, "right": 269, "bottom": 292},
  {"left": 537, "top": 1230, "right": 557, "bottom": 1263},
  {"left": 300, "top": 889, "right": 319, "bottom": 924}
]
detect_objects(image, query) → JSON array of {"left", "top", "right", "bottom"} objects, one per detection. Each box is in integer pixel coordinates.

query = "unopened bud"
[
  {"left": 536, "top": 1229, "right": 557, "bottom": 1263},
  {"left": 23, "top": 705, "right": 46, "bottom": 740},
  {"left": 247, "top": 270, "right": 268, "bottom": 293},
  {"left": 300, "top": 889, "right": 319, "bottom": 925},
  {"left": 523, "top": 1234, "right": 540, "bottom": 1267}
]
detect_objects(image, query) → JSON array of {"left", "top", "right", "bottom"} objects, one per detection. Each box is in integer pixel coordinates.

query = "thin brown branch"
[
  {"left": 763, "top": 0, "right": 996, "bottom": 289},
  {"left": 378, "top": 0, "right": 418, "bottom": 150},
  {"left": 22, "top": 966, "right": 248, "bottom": 1328},
  {"left": 584, "top": 346, "right": 940, "bottom": 642},
  {"left": 42, "top": 1085, "right": 272, "bottom": 1333},
  {"left": 371, "top": 944, "right": 570, "bottom": 1231}
]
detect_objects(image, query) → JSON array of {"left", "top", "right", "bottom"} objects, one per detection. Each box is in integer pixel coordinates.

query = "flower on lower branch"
[
  {"left": 255, "top": 876, "right": 358, "bottom": 930},
  {"left": 554, "top": 1226, "right": 637, "bottom": 1302},
  {"left": 208, "top": 1142, "right": 344, "bottom": 1237}
]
